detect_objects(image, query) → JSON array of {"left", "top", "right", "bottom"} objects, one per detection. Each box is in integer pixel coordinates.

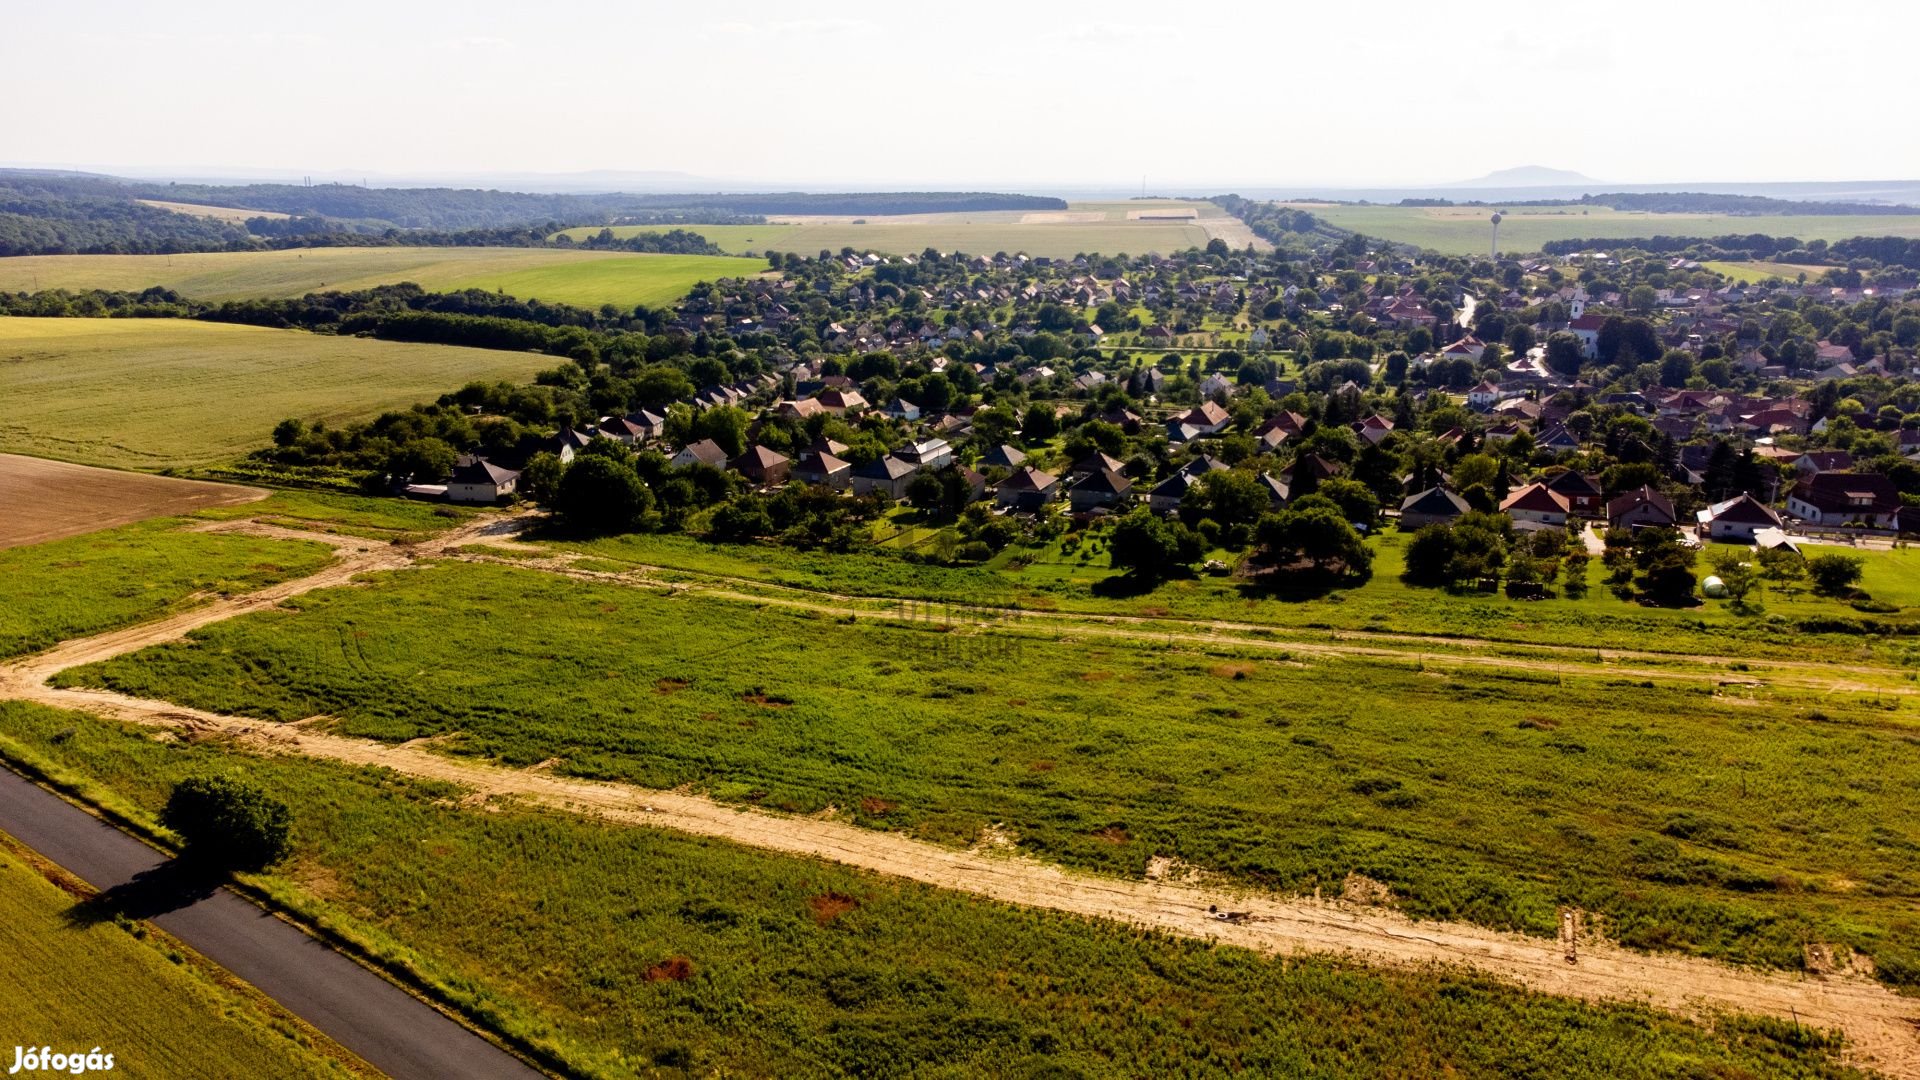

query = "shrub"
[
  {"left": 160, "top": 775, "right": 291, "bottom": 871},
  {"left": 1807, "top": 553, "right": 1865, "bottom": 596}
]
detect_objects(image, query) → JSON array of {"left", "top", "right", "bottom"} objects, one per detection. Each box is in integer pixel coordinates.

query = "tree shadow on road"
[{"left": 63, "top": 860, "right": 223, "bottom": 927}]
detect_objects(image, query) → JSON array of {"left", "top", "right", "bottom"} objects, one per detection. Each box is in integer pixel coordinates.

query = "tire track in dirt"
[
  {"left": 4, "top": 682, "right": 1917, "bottom": 1077},
  {"left": 5, "top": 515, "right": 1919, "bottom": 1075},
  {"left": 450, "top": 547, "right": 1918, "bottom": 698}
]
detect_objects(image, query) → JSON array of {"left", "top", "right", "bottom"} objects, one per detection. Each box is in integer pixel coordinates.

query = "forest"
[{"left": 0, "top": 171, "right": 1065, "bottom": 256}]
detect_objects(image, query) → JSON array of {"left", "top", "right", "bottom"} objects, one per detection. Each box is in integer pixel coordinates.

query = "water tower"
[{"left": 1490, "top": 212, "right": 1503, "bottom": 259}]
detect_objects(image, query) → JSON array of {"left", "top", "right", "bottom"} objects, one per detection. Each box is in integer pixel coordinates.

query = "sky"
[{"left": 6, "top": 0, "right": 1917, "bottom": 190}]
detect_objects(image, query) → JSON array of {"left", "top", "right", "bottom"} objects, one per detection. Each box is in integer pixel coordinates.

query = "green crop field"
[
  {"left": 58, "top": 558, "right": 1920, "bottom": 986},
  {"left": 0, "top": 701, "right": 1862, "bottom": 1079},
  {"left": 0, "top": 840, "right": 349, "bottom": 1078},
  {"left": 0, "top": 317, "right": 561, "bottom": 469},
  {"left": 0, "top": 247, "right": 767, "bottom": 310},
  {"left": 1282, "top": 202, "right": 1920, "bottom": 256},
  {"left": 555, "top": 200, "right": 1242, "bottom": 258}
]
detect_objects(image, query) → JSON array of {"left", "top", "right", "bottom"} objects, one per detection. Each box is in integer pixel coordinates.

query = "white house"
[{"left": 446, "top": 456, "right": 520, "bottom": 504}]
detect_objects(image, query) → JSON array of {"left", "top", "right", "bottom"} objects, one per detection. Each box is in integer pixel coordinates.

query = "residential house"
[
  {"left": 1069, "top": 468, "right": 1132, "bottom": 513},
  {"left": 1500, "top": 483, "right": 1571, "bottom": 527},
  {"left": 817, "top": 389, "right": 869, "bottom": 415},
  {"left": 851, "top": 455, "right": 917, "bottom": 499},
  {"left": 1148, "top": 456, "right": 1227, "bottom": 512},
  {"left": 1786, "top": 472, "right": 1902, "bottom": 529},
  {"left": 1170, "top": 400, "right": 1231, "bottom": 437},
  {"left": 731, "top": 445, "right": 792, "bottom": 487},
  {"left": 792, "top": 450, "right": 852, "bottom": 490},
  {"left": 1696, "top": 494, "right": 1783, "bottom": 541},
  {"left": 446, "top": 455, "right": 519, "bottom": 504},
  {"left": 896, "top": 438, "right": 954, "bottom": 471},
  {"left": 776, "top": 398, "right": 827, "bottom": 421},
  {"left": 1606, "top": 486, "right": 1677, "bottom": 530},
  {"left": 996, "top": 466, "right": 1062, "bottom": 510},
  {"left": 1399, "top": 485, "right": 1468, "bottom": 529},
  {"left": 1535, "top": 424, "right": 1581, "bottom": 454},
  {"left": 671, "top": 439, "right": 729, "bottom": 469},
  {"left": 1791, "top": 450, "right": 1853, "bottom": 476},
  {"left": 597, "top": 415, "right": 652, "bottom": 443},
  {"left": 1068, "top": 451, "right": 1126, "bottom": 478},
  {"left": 1543, "top": 471, "right": 1603, "bottom": 516},
  {"left": 978, "top": 444, "right": 1028, "bottom": 470}
]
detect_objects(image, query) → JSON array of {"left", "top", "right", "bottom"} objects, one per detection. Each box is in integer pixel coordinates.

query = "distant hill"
[{"left": 1441, "top": 166, "right": 1598, "bottom": 188}]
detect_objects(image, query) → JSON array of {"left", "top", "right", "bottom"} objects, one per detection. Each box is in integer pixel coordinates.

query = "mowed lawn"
[
  {"left": 556, "top": 201, "right": 1225, "bottom": 258},
  {"left": 0, "top": 318, "right": 559, "bottom": 469},
  {"left": 0, "top": 247, "right": 767, "bottom": 310},
  {"left": 0, "top": 847, "right": 348, "bottom": 1078},
  {"left": 1281, "top": 203, "right": 1920, "bottom": 255}
]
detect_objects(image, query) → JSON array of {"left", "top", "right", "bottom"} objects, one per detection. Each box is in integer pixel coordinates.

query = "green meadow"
[
  {"left": 1702, "top": 260, "right": 1837, "bottom": 284},
  {"left": 1282, "top": 203, "right": 1920, "bottom": 256},
  {"left": 564, "top": 528, "right": 1920, "bottom": 667},
  {"left": 0, "top": 317, "right": 560, "bottom": 469},
  {"left": 0, "top": 700, "right": 1864, "bottom": 1079},
  {"left": 0, "top": 516, "right": 334, "bottom": 659},
  {"left": 57, "top": 558, "right": 1920, "bottom": 985},
  {"left": 0, "top": 247, "right": 766, "bottom": 310}
]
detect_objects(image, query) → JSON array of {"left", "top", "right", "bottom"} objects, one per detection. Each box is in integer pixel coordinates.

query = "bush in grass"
[
  {"left": 161, "top": 775, "right": 291, "bottom": 871},
  {"left": 1807, "top": 553, "right": 1865, "bottom": 596}
]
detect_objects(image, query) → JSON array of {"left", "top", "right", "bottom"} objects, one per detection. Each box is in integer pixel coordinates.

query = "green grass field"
[
  {"left": 0, "top": 840, "right": 350, "bottom": 1078},
  {"left": 0, "top": 515, "right": 333, "bottom": 659},
  {"left": 0, "top": 317, "right": 562, "bottom": 469},
  {"left": 566, "top": 528, "right": 1919, "bottom": 667},
  {"left": 58, "top": 558, "right": 1920, "bottom": 986},
  {"left": 555, "top": 201, "right": 1238, "bottom": 258},
  {"left": 0, "top": 701, "right": 1863, "bottom": 1079},
  {"left": 1702, "top": 260, "right": 1836, "bottom": 284},
  {"left": 1282, "top": 202, "right": 1920, "bottom": 256},
  {"left": 0, "top": 247, "right": 766, "bottom": 310}
]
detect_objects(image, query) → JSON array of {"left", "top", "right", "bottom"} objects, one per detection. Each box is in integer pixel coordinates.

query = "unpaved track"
[
  {"left": 452, "top": 547, "right": 1919, "bottom": 698},
  {"left": 6, "top": 515, "right": 1920, "bottom": 1076}
]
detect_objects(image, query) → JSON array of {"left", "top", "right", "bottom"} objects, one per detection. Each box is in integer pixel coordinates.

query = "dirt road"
[
  {"left": 449, "top": 545, "right": 1919, "bottom": 698},
  {"left": 5, "top": 517, "right": 1919, "bottom": 1076}
]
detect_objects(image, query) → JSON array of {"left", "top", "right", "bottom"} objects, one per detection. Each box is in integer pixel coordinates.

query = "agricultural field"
[
  {"left": 0, "top": 247, "right": 767, "bottom": 310},
  {"left": 554, "top": 200, "right": 1259, "bottom": 258},
  {"left": 135, "top": 199, "right": 291, "bottom": 224},
  {"left": 0, "top": 317, "right": 560, "bottom": 469},
  {"left": 0, "top": 841, "right": 350, "bottom": 1078},
  {"left": 1281, "top": 202, "right": 1920, "bottom": 256},
  {"left": 0, "top": 454, "right": 264, "bottom": 547},
  {"left": 0, "top": 512, "right": 334, "bottom": 658},
  {"left": 1704, "top": 259, "right": 1841, "bottom": 284},
  {"left": 57, "top": 557, "right": 1920, "bottom": 986},
  {"left": 0, "top": 700, "right": 1865, "bottom": 1079}
]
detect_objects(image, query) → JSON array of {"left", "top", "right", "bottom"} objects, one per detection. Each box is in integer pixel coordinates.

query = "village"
[{"left": 411, "top": 237, "right": 1915, "bottom": 594}]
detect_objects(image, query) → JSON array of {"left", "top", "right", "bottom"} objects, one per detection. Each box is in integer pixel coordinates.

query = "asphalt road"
[{"left": 0, "top": 767, "right": 544, "bottom": 1080}]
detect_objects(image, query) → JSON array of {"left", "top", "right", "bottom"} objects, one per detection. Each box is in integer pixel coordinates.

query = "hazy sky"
[{"left": 6, "top": 0, "right": 1916, "bottom": 189}]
